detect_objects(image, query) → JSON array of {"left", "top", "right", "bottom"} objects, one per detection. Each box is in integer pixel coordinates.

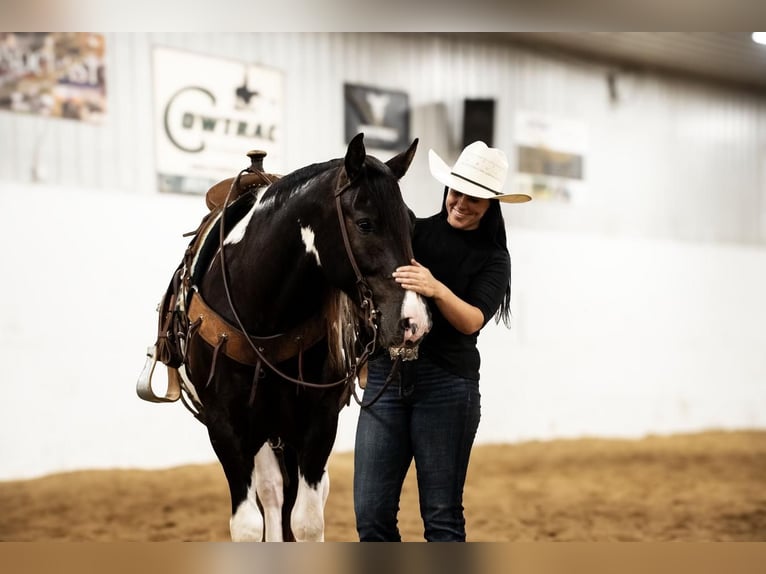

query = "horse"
[{"left": 138, "top": 133, "right": 430, "bottom": 541}]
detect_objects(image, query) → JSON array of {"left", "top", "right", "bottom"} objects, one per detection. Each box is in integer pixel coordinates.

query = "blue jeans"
[{"left": 354, "top": 355, "right": 481, "bottom": 542}]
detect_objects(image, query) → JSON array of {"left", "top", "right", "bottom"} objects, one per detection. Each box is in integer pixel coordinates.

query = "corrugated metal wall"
[{"left": 1, "top": 32, "right": 764, "bottom": 244}]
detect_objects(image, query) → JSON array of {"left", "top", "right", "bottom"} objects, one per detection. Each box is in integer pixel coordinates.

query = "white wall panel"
[
  {"left": 2, "top": 33, "right": 766, "bottom": 478},
  {"left": 1, "top": 182, "right": 765, "bottom": 479},
  {"left": 1, "top": 33, "right": 765, "bottom": 244}
]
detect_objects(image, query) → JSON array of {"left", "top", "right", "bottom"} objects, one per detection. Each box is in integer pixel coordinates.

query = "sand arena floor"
[{"left": 1, "top": 431, "right": 765, "bottom": 541}]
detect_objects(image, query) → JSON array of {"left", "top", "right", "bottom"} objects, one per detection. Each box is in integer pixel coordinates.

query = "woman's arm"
[{"left": 392, "top": 259, "right": 485, "bottom": 335}]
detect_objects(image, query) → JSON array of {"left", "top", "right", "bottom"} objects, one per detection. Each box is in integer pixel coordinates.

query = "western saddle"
[{"left": 136, "top": 150, "right": 281, "bottom": 407}]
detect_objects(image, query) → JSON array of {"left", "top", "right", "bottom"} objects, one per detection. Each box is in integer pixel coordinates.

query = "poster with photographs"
[
  {"left": 0, "top": 33, "right": 106, "bottom": 122},
  {"left": 153, "top": 46, "right": 284, "bottom": 195},
  {"left": 344, "top": 83, "right": 410, "bottom": 151},
  {"left": 514, "top": 110, "right": 588, "bottom": 202}
]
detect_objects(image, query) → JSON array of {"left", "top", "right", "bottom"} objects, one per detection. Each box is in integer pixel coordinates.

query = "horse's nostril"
[{"left": 399, "top": 318, "right": 421, "bottom": 342}]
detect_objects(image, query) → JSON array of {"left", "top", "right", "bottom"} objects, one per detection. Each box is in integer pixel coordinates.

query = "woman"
[{"left": 353, "top": 141, "right": 531, "bottom": 542}]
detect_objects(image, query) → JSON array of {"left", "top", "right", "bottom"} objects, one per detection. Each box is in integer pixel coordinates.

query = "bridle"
[
  {"left": 332, "top": 170, "right": 379, "bottom": 348},
  {"left": 332, "top": 172, "right": 405, "bottom": 409}
]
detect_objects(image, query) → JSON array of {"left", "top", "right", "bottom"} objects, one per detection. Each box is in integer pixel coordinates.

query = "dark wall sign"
[{"left": 344, "top": 83, "right": 409, "bottom": 151}]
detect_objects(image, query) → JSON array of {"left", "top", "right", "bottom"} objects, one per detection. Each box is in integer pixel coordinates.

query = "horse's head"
[{"left": 329, "top": 133, "right": 431, "bottom": 351}]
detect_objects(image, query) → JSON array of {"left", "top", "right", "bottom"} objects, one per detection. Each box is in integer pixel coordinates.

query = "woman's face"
[{"left": 445, "top": 189, "right": 491, "bottom": 231}]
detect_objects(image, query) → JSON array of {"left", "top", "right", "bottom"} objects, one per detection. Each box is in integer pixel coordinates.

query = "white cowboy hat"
[{"left": 428, "top": 141, "right": 532, "bottom": 204}]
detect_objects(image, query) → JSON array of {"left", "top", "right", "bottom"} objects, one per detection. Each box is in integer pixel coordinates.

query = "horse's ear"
[
  {"left": 385, "top": 138, "right": 419, "bottom": 180},
  {"left": 345, "top": 133, "right": 366, "bottom": 181}
]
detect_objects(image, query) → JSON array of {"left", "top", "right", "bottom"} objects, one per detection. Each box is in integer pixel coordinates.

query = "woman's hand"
[
  {"left": 394, "top": 259, "right": 485, "bottom": 335},
  {"left": 392, "top": 259, "right": 443, "bottom": 298}
]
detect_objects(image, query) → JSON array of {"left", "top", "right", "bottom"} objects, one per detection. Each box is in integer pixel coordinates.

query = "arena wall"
[{"left": 1, "top": 33, "right": 765, "bottom": 479}]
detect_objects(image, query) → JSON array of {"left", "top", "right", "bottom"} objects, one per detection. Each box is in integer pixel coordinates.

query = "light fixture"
[{"left": 752, "top": 32, "right": 766, "bottom": 45}]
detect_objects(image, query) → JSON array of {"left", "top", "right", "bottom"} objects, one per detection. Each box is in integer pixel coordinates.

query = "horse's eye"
[{"left": 356, "top": 218, "right": 374, "bottom": 234}]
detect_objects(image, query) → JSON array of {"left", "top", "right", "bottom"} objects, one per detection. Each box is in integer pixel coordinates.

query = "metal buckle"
[{"left": 388, "top": 346, "right": 419, "bottom": 361}]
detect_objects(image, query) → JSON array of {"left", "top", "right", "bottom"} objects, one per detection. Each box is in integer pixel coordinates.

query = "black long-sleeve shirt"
[{"left": 413, "top": 214, "right": 511, "bottom": 381}]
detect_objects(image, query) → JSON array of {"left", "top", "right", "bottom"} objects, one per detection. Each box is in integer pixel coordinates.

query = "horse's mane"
[{"left": 263, "top": 159, "right": 341, "bottom": 210}]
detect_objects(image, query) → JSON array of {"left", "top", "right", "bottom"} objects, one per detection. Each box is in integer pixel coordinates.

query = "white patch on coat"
[
  {"left": 254, "top": 444, "right": 284, "bottom": 542},
  {"left": 223, "top": 186, "right": 268, "bottom": 245},
  {"left": 230, "top": 489, "right": 264, "bottom": 542},
  {"left": 254, "top": 188, "right": 275, "bottom": 212},
  {"left": 401, "top": 290, "right": 431, "bottom": 345},
  {"left": 222, "top": 186, "right": 272, "bottom": 246},
  {"left": 224, "top": 203, "right": 257, "bottom": 246},
  {"left": 300, "top": 225, "right": 322, "bottom": 267},
  {"left": 228, "top": 443, "right": 288, "bottom": 542},
  {"left": 290, "top": 471, "right": 329, "bottom": 542}
]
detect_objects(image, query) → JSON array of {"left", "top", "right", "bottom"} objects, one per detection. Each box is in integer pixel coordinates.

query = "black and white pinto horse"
[{"left": 173, "top": 135, "right": 429, "bottom": 541}]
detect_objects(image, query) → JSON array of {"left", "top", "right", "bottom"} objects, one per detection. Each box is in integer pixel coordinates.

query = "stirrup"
[{"left": 136, "top": 345, "right": 181, "bottom": 403}]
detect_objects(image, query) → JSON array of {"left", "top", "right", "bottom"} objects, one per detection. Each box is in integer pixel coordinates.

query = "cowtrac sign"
[{"left": 153, "top": 46, "right": 284, "bottom": 195}]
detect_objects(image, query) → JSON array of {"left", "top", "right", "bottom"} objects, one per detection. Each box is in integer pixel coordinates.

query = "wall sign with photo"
[
  {"left": 153, "top": 46, "right": 284, "bottom": 195},
  {"left": 344, "top": 83, "right": 410, "bottom": 151},
  {"left": 514, "top": 110, "right": 589, "bottom": 202},
  {"left": 0, "top": 33, "right": 106, "bottom": 122}
]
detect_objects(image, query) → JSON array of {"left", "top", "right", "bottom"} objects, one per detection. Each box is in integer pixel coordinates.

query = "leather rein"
[{"left": 205, "top": 167, "right": 382, "bottom": 397}]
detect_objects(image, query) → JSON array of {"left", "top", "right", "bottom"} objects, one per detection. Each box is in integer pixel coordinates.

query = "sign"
[
  {"left": 0, "top": 33, "right": 106, "bottom": 122},
  {"left": 514, "top": 110, "right": 588, "bottom": 202},
  {"left": 344, "top": 83, "right": 409, "bottom": 151},
  {"left": 153, "top": 46, "right": 284, "bottom": 195}
]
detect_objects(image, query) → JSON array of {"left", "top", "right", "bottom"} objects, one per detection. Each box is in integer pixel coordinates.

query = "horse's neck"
[{"left": 222, "top": 203, "right": 333, "bottom": 334}]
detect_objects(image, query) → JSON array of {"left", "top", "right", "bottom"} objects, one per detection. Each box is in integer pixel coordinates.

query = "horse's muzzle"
[
  {"left": 399, "top": 317, "right": 423, "bottom": 346},
  {"left": 399, "top": 290, "right": 431, "bottom": 347}
]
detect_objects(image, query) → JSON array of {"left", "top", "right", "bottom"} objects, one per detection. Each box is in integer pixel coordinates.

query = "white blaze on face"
[
  {"left": 401, "top": 290, "right": 431, "bottom": 344},
  {"left": 300, "top": 225, "right": 322, "bottom": 267}
]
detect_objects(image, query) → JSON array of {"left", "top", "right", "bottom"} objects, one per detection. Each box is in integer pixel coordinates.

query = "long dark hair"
[{"left": 439, "top": 187, "right": 512, "bottom": 328}]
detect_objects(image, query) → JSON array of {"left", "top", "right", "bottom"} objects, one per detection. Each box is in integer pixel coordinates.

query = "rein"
[{"left": 208, "top": 167, "right": 380, "bottom": 395}]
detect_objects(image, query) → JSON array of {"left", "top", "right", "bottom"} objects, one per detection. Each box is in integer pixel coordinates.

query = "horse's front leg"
[
  {"left": 290, "top": 404, "right": 337, "bottom": 542},
  {"left": 291, "top": 467, "right": 330, "bottom": 542},
  {"left": 254, "top": 443, "right": 285, "bottom": 541},
  {"left": 204, "top": 411, "right": 264, "bottom": 542}
]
